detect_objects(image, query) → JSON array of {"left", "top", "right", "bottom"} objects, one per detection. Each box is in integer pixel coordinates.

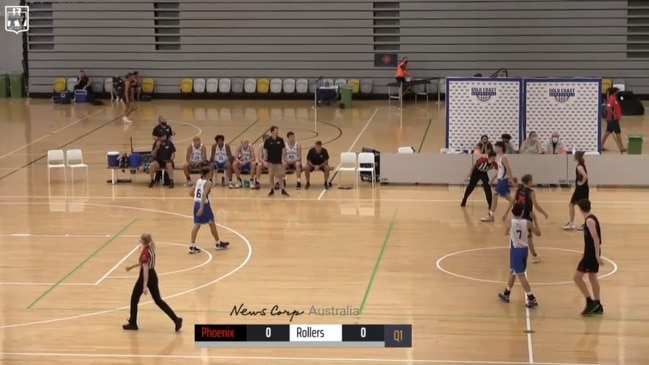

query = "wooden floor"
[{"left": 1, "top": 98, "right": 649, "bottom": 365}]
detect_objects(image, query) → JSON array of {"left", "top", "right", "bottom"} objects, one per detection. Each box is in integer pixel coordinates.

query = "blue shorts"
[
  {"left": 239, "top": 161, "right": 252, "bottom": 173},
  {"left": 213, "top": 161, "right": 230, "bottom": 171},
  {"left": 193, "top": 202, "right": 215, "bottom": 225},
  {"left": 510, "top": 247, "right": 529, "bottom": 275},
  {"left": 495, "top": 179, "right": 510, "bottom": 197}
]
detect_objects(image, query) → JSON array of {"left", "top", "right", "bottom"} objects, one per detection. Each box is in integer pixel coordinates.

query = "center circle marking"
[{"left": 435, "top": 246, "right": 618, "bottom": 285}]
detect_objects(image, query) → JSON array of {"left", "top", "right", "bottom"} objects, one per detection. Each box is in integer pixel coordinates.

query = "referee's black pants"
[
  {"left": 128, "top": 269, "right": 179, "bottom": 325},
  {"left": 461, "top": 169, "right": 492, "bottom": 209}
]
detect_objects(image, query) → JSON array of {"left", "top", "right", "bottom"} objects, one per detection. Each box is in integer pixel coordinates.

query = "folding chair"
[
  {"left": 337, "top": 152, "right": 357, "bottom": 188},
  {"left": 47, "top": 149, "right": 67, "bottom": 182},
  {"left": 357, "top": 152, "right": 377, "bottom": 187},
  {"left": 66, "top": 149, "right": 88, "bottom": 182}
]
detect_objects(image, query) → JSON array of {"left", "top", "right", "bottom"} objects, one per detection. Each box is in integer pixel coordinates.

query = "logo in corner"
[
  {"left": 471, "top": 87, "right": 497, "bottom": 102},
  {"left": 549, "top": 88, "right": 575, "bottom": 103},
  {"left": 5, "top": 6, "right": 29, "bottom": 34}
]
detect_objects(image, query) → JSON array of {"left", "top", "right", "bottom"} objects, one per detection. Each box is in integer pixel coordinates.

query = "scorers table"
[{"left": 195, "top": 324, "right": 412, "bottom": 348}]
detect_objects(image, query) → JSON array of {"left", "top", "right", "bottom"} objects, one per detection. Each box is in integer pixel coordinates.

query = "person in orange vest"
[{"left": 395, "top": 57, "right": 410, "bottom": 86}]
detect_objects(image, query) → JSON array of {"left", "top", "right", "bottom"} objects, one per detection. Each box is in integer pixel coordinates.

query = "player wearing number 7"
[
  {"left": 188, "top": 167, "right": 229, "bottom": 254},
  {"left": 498, "top": 202, "right": 541, "bottom": 308}
]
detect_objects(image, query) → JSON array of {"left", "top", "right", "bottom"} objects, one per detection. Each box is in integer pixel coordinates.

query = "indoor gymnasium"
[{"left": 0, "top": 0, "right": 648, "bottom": 364}]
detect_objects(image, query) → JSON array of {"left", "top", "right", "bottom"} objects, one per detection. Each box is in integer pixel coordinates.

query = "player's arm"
[
  {"left": 586, "top": 218, "right": 603, "bottom": 263},
  {"left": 504, "top": 219, "right": 511, "bottom": 236},
  {"left": 577, "top": 165, "right": 588, "bottom": 185},
  {"left": 233, "top": 145, "right": 242, "bottom": 163},
  {"left": 250, "top": 146, "right": 256, "bottom": 162},
  {"left": 201, "top": 145, "right": 208, "bottom": 163},
  {"left": 322, "top": 149, "right": 330, "bottom": 167},
  {"left": 226, "top": 144, "right": 233, "bottom": 161},
  {"left": 209, "top": 144, "right": 216, "bottom": 163},
  {"left": 151, "top": 141, "right": 161, "bottom": 158},
  {"left": 188, "top": 186, "right": 194, "bottom": 197},
  {"left": 306, "top": 149, "right": 316, "bottom": 168},
  {"left": 501, "top": 155, "right": 513, "bottom": 179},
  {"left": 200, "top": 181, "right": 211, "bottom": 210},
  {"left": 169, "top": 142, "right": 176, "bottom": 162},
  {"left": 489, "top": 162, "right": 498, "bottom": 184},
  {"left": 297, "top": 143, "right": 302, "bottom": 161},
  {"left": 501, "top": 199, "right": 514, "bottom": 222},
  {"left": 529, "top": 214, "right": 541, "bottom": 236},
  {"left": 530, "top": 191, "right": 549, "bottom": 219},
  {"left": 185, "top": 145, "right": 192, "bottom": 163}
]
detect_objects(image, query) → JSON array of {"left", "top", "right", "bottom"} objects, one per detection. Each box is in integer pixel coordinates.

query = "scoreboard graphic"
[{"left": 195, "top": 324, "right": 412, "bottom": 348}]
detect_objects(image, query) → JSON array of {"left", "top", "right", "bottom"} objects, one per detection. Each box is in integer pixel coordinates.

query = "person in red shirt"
[
  {"left": 461, "top": 151, "right": 497, "bottom": 208},
  {"left": 601, "top": 87, "right": 626, "bottom": 153},
  {"left": 123, "top": 233, "right": 183, "bottom": 331}
]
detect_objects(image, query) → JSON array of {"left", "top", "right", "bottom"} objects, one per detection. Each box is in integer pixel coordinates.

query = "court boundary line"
[
  {"left": 0, "top": 282, "right": 95, "bottom": 286},
  {"left": 0, "top": 202, "right": 252, "bottom": 329},
  {"left": 318, "top": 108, "right": 379, "bottom": 200},
  {"left": 0, "top": 108, "right": 108, "bottom": 161},
  {"left": 95, "top": 244, "right": 139, "bottom": 285},
  {"left": 0, "top": 351, "right": 604, "bottom": 365},
  {"left": 525, "top": 293, "right": 534, "bottom": 364}
]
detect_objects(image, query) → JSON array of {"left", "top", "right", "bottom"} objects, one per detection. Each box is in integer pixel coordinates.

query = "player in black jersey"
[
  {"left": 564, "top": 151, "right": 589, "bottom": 231},
  {"left": 502, "top": 174, "right": 548, "bottom": 262},
  {"left": 573, "top": 199, "right": 604, "bottom": 316}
]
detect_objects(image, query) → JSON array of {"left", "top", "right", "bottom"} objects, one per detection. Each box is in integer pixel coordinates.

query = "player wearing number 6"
[
  {"left": 188, "top": 167, "right": 229, "bottom": 254},
  {"left": 498, "top": 202, "right": 541, "bottom": 308}
]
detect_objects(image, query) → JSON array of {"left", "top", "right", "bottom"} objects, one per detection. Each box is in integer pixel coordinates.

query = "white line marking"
[
  {"left": 0, "top": 352, "right": 604, "bottom": 365},
  {"left": 524, "top": 293, "right": 534, "bottom": 364},
  {"left": 7, "top": 233, "right": 138, "bottom": 239},
  {"left": 0, "top": 202, "right": 252, "bottom": 329},
  {"left": 318, "top": 108, "right": 379, "bottom": 200},
  {"left": 106, "top": 242, "right": 213, "bottom": 278},
  {"left": 0, "top": 282, "right": 95, "bottom": 286},
  {"left": 2, "top": 195, "right": 649, "bottom": 205},
  {"left": 435, "top": 247, "right": 618, "bottom": 285},
  {"left": 174, "top": 122, "right": 203, "bottom": 144},
  {"left": 94, "top": 244, "right": 139, "bottom": 285},
  {"left": 0, "top": 108, "right": 108, "bottom": 161}
]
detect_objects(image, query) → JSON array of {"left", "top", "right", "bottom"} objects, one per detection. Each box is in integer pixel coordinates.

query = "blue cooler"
[
  {"left": 74, "top": 89, "right": 88, "bottom": 103},
  {"left": 107, "top": 152, "right": 120, "bottom": 167},
  {"left": 128, "top": 153, "right": 142, "bottom": 168}
]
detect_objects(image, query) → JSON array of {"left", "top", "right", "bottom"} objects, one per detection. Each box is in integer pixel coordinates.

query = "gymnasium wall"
[
  {"left": 0, "top": 0, "right": 24, "bottom": 73},
  {"left": 26, "top": 0, "right": 649, "bottom": 95}
]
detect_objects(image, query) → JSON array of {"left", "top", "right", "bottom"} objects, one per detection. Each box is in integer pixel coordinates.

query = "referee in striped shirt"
[
  {"left": 123, "top": 233, "right": 183, "bottom": 331},
  {"left": 461, "top": 151, "right": 498, "bottom": 209}
]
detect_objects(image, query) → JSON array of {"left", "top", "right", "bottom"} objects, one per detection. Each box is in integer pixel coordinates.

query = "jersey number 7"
[{"left": 516, "top": 229, "right": 522, "bottom": 239}]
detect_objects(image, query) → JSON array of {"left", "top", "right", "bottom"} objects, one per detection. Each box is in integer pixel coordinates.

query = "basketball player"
[
  {"left": 188, "top": 167, "right": 230, "bottom": 254},
  {"left": 497, "top": 202, "right": 541, "bottom": 308},
  {"left": 563, "top": 151, "right": 589, "bottom": 230},
  {"left": 601, "top": 87, "right": 626, "bottom": 153},
  {"left": 502, "top": 174, "right": 548, "bottom": 263},
  {"left": 482, "top": 141, "right": 514, "bottom": 222},
  {"left": 122, "top": 73, "right": 137, "bottom": 124},
  {"left": 461, "top": 151, "right": 497, "bottom": 208},
  {"left": 232, "top": 139, "right": 257, "bottom": 188},
  {"left": 284, "top": 131, "right": 303, "bottom": 189},
  {"left": 573, "top": 199, "right": 604, "bottom": 316},
  {"left": 210, "top": 135, "right": 233, "bottom": 187},
  {"left": 182, "top": 136, "right": 208, "bottom": 187}
]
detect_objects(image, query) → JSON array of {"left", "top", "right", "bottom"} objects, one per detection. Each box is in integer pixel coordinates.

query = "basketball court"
[{"left": 0, "top": 98, "right": 648, "bottom": 365}]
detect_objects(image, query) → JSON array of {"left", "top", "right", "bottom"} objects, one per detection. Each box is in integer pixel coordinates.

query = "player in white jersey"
[
  {"left": 283, "top": 131, "right": 303, "bottom": 189},
  {"left": 209, "top": 135, "right": 233, "bottom": 187},
  {"left": 482, "top": 141, "right": 515, "bottom": 222},
  {"left": 498, "top": 202, "right": 541, "bottom": 308},
  {"left": 182, "top": 136, "right": 208, "bottom": 187},
  {"left": 232, "top": 139, "right": 257, "bottom": 188},
  {"left": 188, "top": 167, "right": 230, "bottom": 254}
]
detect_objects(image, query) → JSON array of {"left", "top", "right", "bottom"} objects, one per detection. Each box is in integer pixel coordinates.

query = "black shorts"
[
  {"left": 306, "top": 164, "right": 326, "bottom": 172},
  {"left": 606, "top": 120, "right": 621, "bottom": 134},
  {"left": 155, "top": 160, "right": 168, "bottom": 169},
  {"left": 570, "top": 187, "right": 590, "bottom": 204},
  {"left": 577, "top": 257, "right": 599, "bottom": 273}
]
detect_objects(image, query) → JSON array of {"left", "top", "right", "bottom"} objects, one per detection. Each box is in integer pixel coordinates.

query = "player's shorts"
[
  {"left": 239, "top": 161, "right": 252, "bottom": 173},
  {"left": 213, "top": 161, "right": 230, "bottom": 171},
  {"left": 286, "top": 161, "right": 300, "bottom": 170},
  {"left": 510, "top": 247, "right": 529, "bottom": 275},
  {"left": 190, "top": 161, "right": 208, "bottom": 169},
  {"left": 495, "top": 178, "right": 511, "bottom": 197},
  {"left": 606, "top": 119, "right": 621, "bottom": 134},
  {"left": 577, "top": 256, "right": 599, "bottom": 273},
  {"left": 193, "top": 202, "right": 215, "bottom": 225},
  {"left": 570, "top": 186, "right": 590, "bottom": 204}
]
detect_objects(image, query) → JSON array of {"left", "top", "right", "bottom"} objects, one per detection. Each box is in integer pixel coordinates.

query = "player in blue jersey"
[
  {"left": 498, "top": 202, "right": 541, "bottom": 308},
  {"left": 188, "top": 167, "right": 229, "bottom": 253}
]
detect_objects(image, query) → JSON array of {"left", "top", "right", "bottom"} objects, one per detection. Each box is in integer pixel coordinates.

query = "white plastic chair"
[
  {"left": 47, "top": 149, "right": 66, "bottom": 182},
  {"left": 334, "top": 79, "right": 347, "bottom": 88},
  {"left": 91, "top": 79, "right": 104, "bottom": 93},
  {"left": 337, "top": 152, "right": 357, "bottom": 188},
  {"left": 584, "top": 151, "right": 600, "bottom": 155},
  {"left": 206, "top": 78, "right": 218, "bottom": 93},
  {"left": 67, "top": 78, "right": 77, "bottom": 92},
  {"left": 283, "top": 79, "right": 296, "bottom": 93},
  {"left": 269, "top": 79, "right": 283, "bottom": 93},
  {"left": 360, "top": 79, "right": 373, "bottom": 94},
  {"left": 398, "top": 146, "right": 415, "bottom": 154},
  {"left": 218, "top": 79, "right": 231, "bottom": 93},
  {"left": 357, "top": 152, "right": 376, "bottom": 187},
  {"left": 104, "top": 78, "right": 113, "bottom": 94},
  {"left": 193, "top": 78, "right": 206, "bottom": 93},
  {"left": 66, "top": 149, "right": 88, "bottom": 182},
  {"left": 231, "top": 79, "right": 244, "bottom": 93},
  {"left": 244, "top": 78, "right": 257, "bottom": 93},
  {"left": 295, "top": 79, "right": 308, "bottom": 94}
]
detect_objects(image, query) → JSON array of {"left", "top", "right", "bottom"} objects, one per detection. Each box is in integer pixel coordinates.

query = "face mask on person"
[{"left": 552, "top": 137, "right": 559, "bottom": 143}]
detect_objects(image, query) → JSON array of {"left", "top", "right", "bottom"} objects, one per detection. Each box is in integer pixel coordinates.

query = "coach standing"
[
  {"left": 263, "top": 126, "right": 289, "bottom": 197},
  {"left": 460, "top": 151, "right": 497, "bottom": 208}
]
